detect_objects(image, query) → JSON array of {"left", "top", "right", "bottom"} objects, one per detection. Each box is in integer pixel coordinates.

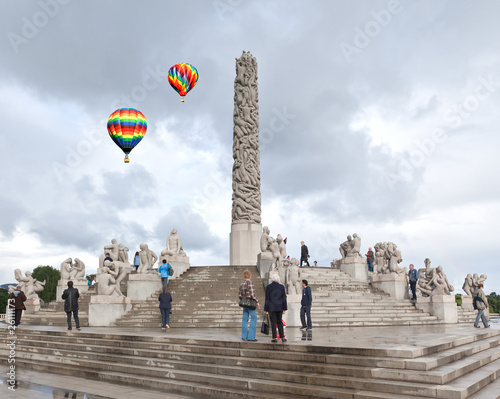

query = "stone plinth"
[
  {"left": 461, "top": 296, "right": 474, "bottom": 311},
  {"left": 24, "top": 297, "right": 40, "bottom": 314},
  {"left": 415, "top": 294, "right": 458, "bottom": 323},
  {"left": 127, "top": 273, "right": 162, "bottom": 301},
  {"left": 230, "top": 223, "right": 262, "bottom": 266},
  {"left": 89, "top": 296, "right": 132, "bottom": 326},
  {"left": 257, "top": 252, "right": 273, "bottom": 280},
  {"left": 56, "top": 279, "right": 89, "bottom": 302},
  {"left": 282, "top": 294, "right": 301, "bottom": 327},
  {"left": 340, "top": 255, "right": 368, "bottom": 283},
  {"left": 372, "top": 273, "right": 409, "bottom": 300},
  {"left": 161, "top": 255, "right": 190, "bottom": 279}
]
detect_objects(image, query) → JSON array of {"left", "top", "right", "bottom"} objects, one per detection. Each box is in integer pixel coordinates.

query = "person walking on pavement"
[
  {"left": 9, "top": 286, "right": 27, "bottom": 327},
  {"left": 158, "top": 259, "right": 173, "bottom": 289},
  {"left": 300, "top": 241, "right": 310, "bottom": 267},
  {"left": 300, "top": 279, "right": 312, "bottom": 331},
  {"left": 158, "top": 288, "right": 173, "bottom": 330},
  {"left": 264, "top": 274, "right": 288, "bottom": 343},
  {"left": 62, "top": 281, "right": 80, "bottom": 331},
  {"left": 239, "top": 270, "right": 260, "bottom": 341},
  {"left": 408, "top": 264, "right": 418, "bottom": 302},
  {"left": 474, "top": 283, "right": 490, "bottom": 328}
]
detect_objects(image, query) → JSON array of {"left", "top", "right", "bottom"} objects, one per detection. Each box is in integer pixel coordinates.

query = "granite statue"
[
  {"left": 138, "top": 243, "right": 158, "bottom": 274},
  {"left": 417, "top": 259, "right": 454, "bottom": 297},
  {"left": 103, "top": 260, "right": 129, "bottom": 296},
  {"left": 70, "top": 258, "right": 86, "bottom": 279},
  {"left": 60, "top": 258, "right": 73, "bottom": 280},
  {"left": 260, "top": 226, "right": 271, "bottom": 253},
  {"left": 231, "top": 51, "right": 261, "bottom": 225},
  {"left": 462, "top": 274, "right": 473, "bottom": 296},
  {"left": 286, "top": 257, "right": 301, "bottom": 295},
  {"left": 9, "top": 269, "right": 45, "bottom": 299},
  {"left": 97, "top": 266, "right": 123, "bottom": 296}
]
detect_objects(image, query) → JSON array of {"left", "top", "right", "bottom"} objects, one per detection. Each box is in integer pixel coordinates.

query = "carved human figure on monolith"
[{"left": 138, "top": 243, "right": 158, "bottom": 274}]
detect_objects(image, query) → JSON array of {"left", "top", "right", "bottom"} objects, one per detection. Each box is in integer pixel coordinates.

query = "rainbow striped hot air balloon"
[
  {"left": 168, "top": 63, "right": 198, "bottom": 102},
  {"left": 107, "top": 108, "right": 147, "bottom": 163}
]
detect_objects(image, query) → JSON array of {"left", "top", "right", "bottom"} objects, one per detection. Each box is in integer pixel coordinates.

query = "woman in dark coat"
[{"left": 264, "top": 273, "right": 288, "bottom": 343}]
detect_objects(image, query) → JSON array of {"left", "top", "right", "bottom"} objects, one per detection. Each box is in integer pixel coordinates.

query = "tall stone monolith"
[{"left": 229, "top": 51, "right": 262, "bottom": 265}]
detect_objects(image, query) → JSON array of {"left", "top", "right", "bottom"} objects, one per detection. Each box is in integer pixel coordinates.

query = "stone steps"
[{"left": 2, "top": 329, "right": 500, "bottom": 398}]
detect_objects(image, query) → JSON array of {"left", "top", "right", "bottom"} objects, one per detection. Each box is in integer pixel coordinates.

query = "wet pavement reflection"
[{"left": 1, "top": 378, "right": 111, "bottom": 398}]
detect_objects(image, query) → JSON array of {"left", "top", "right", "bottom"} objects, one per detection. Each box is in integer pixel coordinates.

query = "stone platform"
[{"left": 1, "top": 322, "right": 499, "bottom": 398}]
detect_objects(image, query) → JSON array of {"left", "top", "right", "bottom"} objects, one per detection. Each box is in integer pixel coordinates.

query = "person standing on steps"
[
  {"left": 62, "top": 281, "right": 80, "bottom": 332},
  {"left": 158, "top": 259, "right": 173, "bottom": 289},
  {"left": 474, "top": 283, "right": 490, "bottom": 329},
  {"left": 159, "top": 287, "right": 172, "bottom": 330},
  {"left": 408, "top": 264, "right": 418, "bottom": 302},
  {"left": 299, "top": 279, "right": 312, "bottom": 332},
  {"left": 264, "top": 274, "right": 288, "bottom": 343},
  {"left": 9, "top": 286, "right": 27, "bottom": 327},
  {"left": 366, "top": 247, "right": 374, "bottom": 272},
  {"left": 300, "top": 241, "right": 310, "bottom": 267},
  {"left": 239, "top": 270, "right": 260, "bottom": 341}
]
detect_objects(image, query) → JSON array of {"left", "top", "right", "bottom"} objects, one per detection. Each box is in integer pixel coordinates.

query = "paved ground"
[{"left": 1, "top": 320, "right": 499, "bottom": 398}]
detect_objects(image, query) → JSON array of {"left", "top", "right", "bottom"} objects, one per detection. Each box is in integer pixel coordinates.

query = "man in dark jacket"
[
  {"left": 62, "top": 281, "right": 80, "bottom": 331},
  {"left": 300, "top": 241, "right": 310, "bottom": 267},
  {"left": 300, "top": 279, "right": 312, "bottom": 331},
  {"left": 264, "top": 274, "right": 288, "bottom": 343},
  {"left": 158, "top": 288, "right": 173, "bottom": 330},
  {"left": 9, "top": 286, "right": 27, "bottom": 327}
]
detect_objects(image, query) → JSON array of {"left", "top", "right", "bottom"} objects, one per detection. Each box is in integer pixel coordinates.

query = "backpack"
[
  {"left": 472, "top": 297, "right": 478, "bottom": 310},
  {"left": 168, "top": 266, "right": 174, "bottom": 276}
]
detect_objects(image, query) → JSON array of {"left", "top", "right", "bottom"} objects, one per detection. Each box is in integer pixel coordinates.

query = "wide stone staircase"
[
  {"left": 20, "top": 276, "right": 129, "bottom": 327},
  {"left": 115, "top": 265, "right": 266, "bottom": 328},
  {"left": 1, "top": 327, "right": 500, "bottom": 398},
  {"left": 300, "top": 268, "right": 441, "bottom": 326}
]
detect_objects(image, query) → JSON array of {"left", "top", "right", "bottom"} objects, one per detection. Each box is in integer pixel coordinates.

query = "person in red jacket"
[{"left": 9, "top": 286, "right": 27, "bottom": 327}]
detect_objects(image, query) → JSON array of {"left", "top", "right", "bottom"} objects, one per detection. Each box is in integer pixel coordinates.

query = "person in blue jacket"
[
  {"left": 264, "top": 273, "right": 288, "bottom": 343},
  {"left": 158, "top": 259, "right": 173, "bottom": 289},
  {"left": 158, "top": 288, "right": 172, "bottom": 330},
  {"left": 300, "top": 279, "right": 312, "bottom": 331}
]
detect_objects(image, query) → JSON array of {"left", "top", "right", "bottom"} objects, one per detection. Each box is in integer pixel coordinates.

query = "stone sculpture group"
[
  {"left": 8, "top": 269, "right": 45, "bottom": 299},
  {"left": 462, "top": 273, "right": 488, "bottom": 296}
]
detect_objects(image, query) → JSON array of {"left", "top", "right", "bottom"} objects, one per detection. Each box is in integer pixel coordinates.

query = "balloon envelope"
[
  {"left": 107, "top": 108, "right": 147, "bottom": 162},
  {"left": 168, "top": 63, "right": 198, "bottom": 100}
]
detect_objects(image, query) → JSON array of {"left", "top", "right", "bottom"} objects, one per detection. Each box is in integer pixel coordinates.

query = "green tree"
[
  {"left": 0, "top": 288, "right": 9, "bottom": 314},
  {"left": 455, "top": 294, "right": 462, "bottom": 307},
  {"left": 487, "top": 292, "right": 499, "bottom": 313},
  {"left": 32, "top": 265, "right": 61, "bottom": 303}
]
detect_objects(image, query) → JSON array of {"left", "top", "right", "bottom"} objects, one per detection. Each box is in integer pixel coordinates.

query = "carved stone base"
[
  {"left": 229, "top": 222, "right": 262, "bottom": 266},
  {"left": 89, "top": 296, "right": 132, "bottom": 326},
  {"left": 415, "top": 294, "right": 458, "bottom": 323},
  {"left": 127, "top": 273, "right": 162, "bottom": 301},
  {"left": 461, "top": 296, "right": 474, "bottom": 311},
  {"left": 161, "top": 256, "right": 190, "bottom": 279},
  {"left": 340, "top": 255, "right": 368, "bottom": 282},
  {"left": 371, "top": 273, "right": 409, "bottom": 300},
  {"left": 257, "top": 252, "right": 273, "bottom": 281},
  {"left": 24, "top": 297, "right": 40, "bottom": 314},
  {"left": 56, "top": 279, "right": 89, "bottom": 302},
  {"left": 282, "top": 294, "right": 301, "bottom": 327}
]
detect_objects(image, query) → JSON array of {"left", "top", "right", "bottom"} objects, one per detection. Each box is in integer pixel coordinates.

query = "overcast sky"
[{"left": 1, "top": 0, "right": 499, "bottom": 295}]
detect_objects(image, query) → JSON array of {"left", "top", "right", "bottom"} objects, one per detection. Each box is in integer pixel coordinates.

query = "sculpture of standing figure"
[
  {"left": 286, "top": 258, "right": 301, "bottom": 295},
  {"left": 268, "top": 236, "right": 281, "bottom": 273},
  {"left": 118, "top": 243, "right": 129, "bottom": 263},
  {"left": 462, "top": 274, "right": 473, "bottom": 296},
  {"left": 277, "top": 234, "right": 287, "bottom": 259},
  {"left": 352, "top": 233, "right": 361, "bottom": 255},
  {"left": 99, "top": 238, "right": 120, "bottom": 268},
  {"left": 138, "top": 243, "right": 158, "bottom": 274}
]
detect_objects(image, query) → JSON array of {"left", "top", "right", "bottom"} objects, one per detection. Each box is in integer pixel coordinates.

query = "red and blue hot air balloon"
[
  {"left": 107, "top": 108, "right": 147, "bottom": 163},
  {"left": 168, "top": 63, "right": 198, "bottom": 102}
]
